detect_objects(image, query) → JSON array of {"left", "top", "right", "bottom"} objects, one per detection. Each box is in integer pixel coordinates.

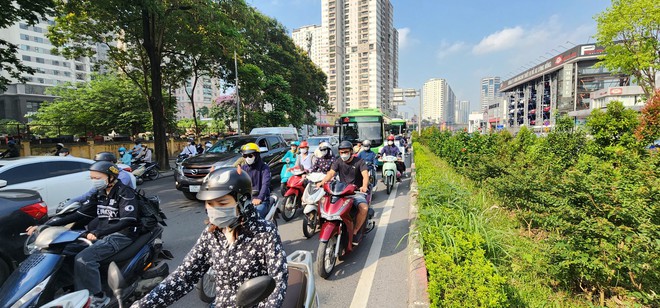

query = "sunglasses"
[{"left": 242, "top": 154, "right": 255, "bottom": 158}]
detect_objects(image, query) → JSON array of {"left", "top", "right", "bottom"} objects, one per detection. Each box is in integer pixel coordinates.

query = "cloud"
[
  {"left": 472, "top": 26, "right": 524, "bottom": 55},
  {"left": 397, "top": 27, "right": 418, "bottom": 50},
  {"left": 437, "top": 41, "right": 466, "bottom": 60}
]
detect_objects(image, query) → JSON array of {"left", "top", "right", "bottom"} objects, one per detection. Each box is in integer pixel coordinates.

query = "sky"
[{"left": 247, "top": 0, "right": 612, "bottom": 116}]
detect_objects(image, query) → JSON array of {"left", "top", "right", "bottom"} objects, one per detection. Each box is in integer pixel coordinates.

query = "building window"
[
  {"left": 22, "top": 55, "right": 31, "bottom": 61},
  {"left": 19, "top": 23, "right": 29, "bottom": 30},
  {"left": 36, "top": 57, "right": 45, "bottom": 64}
]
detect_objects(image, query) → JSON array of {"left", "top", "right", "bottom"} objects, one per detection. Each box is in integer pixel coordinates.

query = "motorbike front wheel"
[
  {"left": 302, "top": 211, "right": 318, "bottom": 238},
  {"left": 146, "top": 169, "right": 160, "bottom": 181},
  {"left": 197, "top": 269, "right": 216, "bottom": 303},
  {"left": 316, "top": 235, "right": 337, "bottom": 279},
  {"left": 281, "top": 195, "right": 298, "bottom": 221},
  {"left": 386, "top": 174, "right": 394, "bottom": 194}
]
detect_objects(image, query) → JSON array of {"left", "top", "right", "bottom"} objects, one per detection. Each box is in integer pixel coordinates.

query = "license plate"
[{"left": 189, "top": 185, "right": 200, "bottom": 193}]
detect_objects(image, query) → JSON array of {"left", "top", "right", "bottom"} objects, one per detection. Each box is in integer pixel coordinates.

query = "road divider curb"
[{"left": 407, "top": 151, "right": 430, "bottom": 308}]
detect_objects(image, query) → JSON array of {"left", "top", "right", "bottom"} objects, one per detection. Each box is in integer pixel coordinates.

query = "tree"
[
  {"left": 47, "top": 0, "right": 245, "bottom": 168},
  {"left": 635, "top": 89, "right": 660, "bottom": 145},
  {"left": 0, "top": 0, "right": 54, "bottom": 91},
  {"left": 595, "top": 0, "right": 660, "bottom": 96},
  {"left": 586, "top": 101, "right": 640, "bottom": 155},
  {"left": 30, "top": 74, "right": 151, "bottom": 136}
]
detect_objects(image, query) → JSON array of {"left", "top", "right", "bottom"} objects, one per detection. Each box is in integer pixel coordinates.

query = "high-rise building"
[
  {"left": 0, "top": 17, "right": 97, "bottom": 122},
  {"left": 455, "top": 100, "right": 470, "bottom": 124},
  {"left": 319, "top": 0, "right": 398, "bottom": 116},
  {"left": 292, "top": 25, "right": 323, "bottom": 68},
  {"left": 480, "top": 77, "right": 501, "bottom": 112},
  {"left": 173, "top": 77, "right": 222, "bottom": 120},
  {"left": 422, "top": 78, "right": 455, "bottom": 124}
]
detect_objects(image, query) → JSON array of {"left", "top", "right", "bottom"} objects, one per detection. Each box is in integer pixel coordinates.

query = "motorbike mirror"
[
  {"left": 107, "top": 261, "right": 127, "bottom": 292},
  {"left": 259, "top": 147, "right": 269, "bottom": 153},
  {"left": 236, "top": 276, "right": 276, "bottom": 308},
  {"left": 0, "top": 179, "right": 6, "bottom": 188}
]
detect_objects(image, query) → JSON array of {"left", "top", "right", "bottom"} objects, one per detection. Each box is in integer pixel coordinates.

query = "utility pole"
[{"left": 234, "top": 51, "right": 241, "bottom": 135}]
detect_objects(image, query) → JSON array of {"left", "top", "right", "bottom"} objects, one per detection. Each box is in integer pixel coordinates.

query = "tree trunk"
[{"left": 142, "top": 9, "right": 169, "bottom": 169}]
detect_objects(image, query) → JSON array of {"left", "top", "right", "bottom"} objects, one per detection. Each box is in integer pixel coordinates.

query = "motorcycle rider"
[
  {"left": 29, "top": 161, "right": 141, "bottom": 307},
  {"left": 141, "top": 144, "right": 153, "bottom": 163},
  {"left": 280, "top": 141, "right": 299, "bottom": 194},
  {"left": 59, "top": 147, "right": 73, "bottom": 157},
  {"left": 357, "top": 140, "right": 378, "bottom": 166},
  {"left": 311, "top": 141, "right": 334, "bottom": 173},
  {"left": 241, "top": 143, "right": 271, "bottom": 219},
  {"left": 379, "top": 135, "right": 404, "bottom": 182},
  {"left": 53, "top": 142, "right": 65, "bottom": 156},
  {"left": 181, "top": 138, "right": 198, "bottom": 158},
  {"left": 131, "top": 167, "right": 288, "bottom": 308},
  {"left": 118, "top": 147, "right": 132, "bottom": 166},
  {"left": 0, "top": 140, "right": 20, "bottom": 158},
  {"left": 317, "top": 141, "right": 370, "bottom": 243},
  {"left": 295, "top": 141, "right": 314, "bottom": 172}
]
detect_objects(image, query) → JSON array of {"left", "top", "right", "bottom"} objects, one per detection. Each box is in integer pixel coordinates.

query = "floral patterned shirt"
[
  {"left": 131, "top": 206, "right": 288, "bottom": 308},
  {"left": 312, "top": 155, "right": 335, "bottom": 173}
]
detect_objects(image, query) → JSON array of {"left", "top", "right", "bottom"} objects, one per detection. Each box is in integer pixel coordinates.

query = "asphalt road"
[{"left": 137, "top": 156, "right": 412, "bottom": 307}]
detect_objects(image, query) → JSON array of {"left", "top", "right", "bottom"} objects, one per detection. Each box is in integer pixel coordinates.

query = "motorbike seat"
[
  {"left": 281, "top": 267, "right": 307, "bottom": 308},
  {"left": 102, "top": 226, "right": 162, "bottom": 263}
]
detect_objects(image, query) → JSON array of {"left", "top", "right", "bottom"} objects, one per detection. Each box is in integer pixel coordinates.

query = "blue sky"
[{"left": 247, "top": 0, "right": 612, "bottom": 115}]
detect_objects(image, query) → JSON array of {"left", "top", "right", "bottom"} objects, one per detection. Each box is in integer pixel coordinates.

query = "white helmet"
[
  {"left": 318, "top": 142, "right": 331, "bottom": 151},
  {"left": 362, "top": 140, "right": 372, "bottom": 147}
]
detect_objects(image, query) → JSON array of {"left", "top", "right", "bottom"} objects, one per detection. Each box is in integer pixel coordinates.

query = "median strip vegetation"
[{"left": 414, "top": 99, "right": 660, "bottom": 307}]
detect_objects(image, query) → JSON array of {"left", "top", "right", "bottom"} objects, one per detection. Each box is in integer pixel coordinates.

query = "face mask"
[
  {"left": 300, "top": 149, "right": 308, "bottom": 154},
  {"left": 362, "top": 146, "right": 370, "bottom": 151},
  {"left": 59, "top": 153, "right": 67, "bottom": 157},
  {"left": 91, "top": 178, "right": 108, "bottom": 191},
  {"left": 207, "top": 205, "right": 239, "bottom": 228},
  {"left": 388, "top": 141, "right": 394, "bottom": 146},
  {"left": 245, "top": 157, "right": 256, "bottom": 165},
  {"left": 119, "top": 151, "right": 125, "bottom": 155},
  {"left": 340, "top": 154, "right": 350, "bottom": 161}
]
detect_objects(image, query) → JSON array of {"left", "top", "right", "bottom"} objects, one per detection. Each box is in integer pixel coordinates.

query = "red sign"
[{"left": 609, "top": 88, "right": 623, "bottom": 95}]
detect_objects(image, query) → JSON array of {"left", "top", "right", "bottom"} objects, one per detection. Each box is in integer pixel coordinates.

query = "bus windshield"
[{"left": 340, "top": 122, "right": 383, "bottom": 147}]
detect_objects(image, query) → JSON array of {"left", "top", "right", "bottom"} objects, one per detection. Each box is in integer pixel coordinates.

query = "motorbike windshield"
[
  {"left": 207, "top": 138, "right": 256, "bottom": 154},
  {"left": 329, "top": 181, "right": 349, "bottom": 195}
]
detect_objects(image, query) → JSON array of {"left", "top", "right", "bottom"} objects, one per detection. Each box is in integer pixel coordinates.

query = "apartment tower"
[
  {"left": 422, "top": 78, "right": 456, "bottom": 124},
  {"left": 480, "top": 77, "right": 501, "bottom": 112}
]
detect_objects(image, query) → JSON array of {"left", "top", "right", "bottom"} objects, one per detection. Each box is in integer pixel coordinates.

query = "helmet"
[
  {"left": 240, "top": 143, "right": 260, "bottom": 155},
  {"left": 118, "top": 147, "right": 127, "bottom": 153},
  {"left": 197, "top": 167, "right": 252, "bottom": 203},
  {"left": 362, "top": 140, "right": 372, "bottom": 147},
  {"left": 56, "top": 143, "right": 64, "bottom": 148},
  {"left": 318, "top": 142, "right": 331, "bottom": 150},
  {"left": 94, "top": 152, "right": 118, "bottom": 163},
  {"left": 338, "top": 141, "right": 353, "bottom": 151},
  {"left": 291, "top": 141, "right": 300, "bottom": 147},
  {"left": 299, "top": 141, "right": 309, "bottom": 148},
  {"left": 387, "top": 135, "right": 395, "bottom": 141},
  {"left": 89, "top": 161, "right": 120, "bottom": 179}
]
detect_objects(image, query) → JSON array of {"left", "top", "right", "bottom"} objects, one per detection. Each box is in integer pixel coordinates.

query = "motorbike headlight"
[{"left": 15, "top": 275, "right": 51, "bottom": 307}]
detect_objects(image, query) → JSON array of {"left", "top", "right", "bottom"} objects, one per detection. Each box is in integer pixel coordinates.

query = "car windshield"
[
  {"left": 207, "top": 138, "right": 255, "bottom": 154},
  {"left": 307, "top": 138, "right": 328, "bottom": 146}
]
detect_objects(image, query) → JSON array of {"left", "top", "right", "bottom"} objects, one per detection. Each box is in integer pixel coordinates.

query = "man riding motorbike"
[
  {"left": 317, "top": 141, "right": 370, "bottom": 244},
  {"left": 0, "top": 140, "right": 20, "bottom": 158},
  {"left": 54, "top": 142, "right": 65, "bottom": 156},
  {"left": 181, "top": 138, "right": 198, "bottom": 158},
  {"left": 379, "top": 135, "right": 405, "bottom": 182},
  {"left": 241, "top": 143, "right": 272, "bottom": 219},
  {"left": 357, "top": 140, "right": 378, "bottom": 166},
  {"left": 28, "top": 161, "right": 141, "bottom": 307},
  {"left": 131, "top": 167, "right": 288, "bottom": 308},
  {"left": 311, "top": 141, "right": 334, "bottom": 173}
]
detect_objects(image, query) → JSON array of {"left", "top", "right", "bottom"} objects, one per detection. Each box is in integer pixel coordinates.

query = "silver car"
[{"left": 306, "top": 136, "right": 339, "bottom": 156}]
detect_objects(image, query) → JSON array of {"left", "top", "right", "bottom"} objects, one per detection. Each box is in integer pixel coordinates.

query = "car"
[
  {"left": 249, "top": 127, "right": 299, "bottom": 145},
  {"left": 0, "top": 189, "right": 48, "bottom": 285},
  {"left": 0, "top": 156, "right": 94, "bottom": 215},
  {"left": 306, "top": 136, "right": 339, "bottom": 156},
  {"left": 175, "top": 135, "right": 288, "bottom": 200}
]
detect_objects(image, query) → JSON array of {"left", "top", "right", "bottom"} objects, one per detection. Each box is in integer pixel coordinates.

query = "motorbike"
[
  {"left": 131, "top": 160, "right": 161, "bottom": 185},
  {"left": 197, "top": 250, "right": 319, "bottom": 308},
  {"left": 380, "top": 155, "right": 400, "bottom": 195},
  {"left": 301, "top": 172, "right": 326, "bottom": 239},
  {"left": 175, "top": 153, "right": 189, "bottom": 169},
  {"left": 281, "top": 167, "right": 306, "bottom": 221},
  {"left": 0, "top": 212, "right": 171, "bottom": 307},
  {"left": 315, "top": 181, "right": 374, "bottom": 279},
  {"left": 365, "top": 161, "right": 377, "bottom": 190},
  {"left": 39, "top": 290, "right": 90, "bottom": 308}
]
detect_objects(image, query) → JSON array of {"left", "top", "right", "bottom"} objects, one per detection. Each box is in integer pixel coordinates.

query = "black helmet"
[
  {"left": 197, "top": 167, "right": 252, "bottom": 203},
  {"left": 89, "top": 161, "right": 120, "bottom": 181},
  {"left": 94, "top": 152, "right": 118, "bottom": 163},
  {"left": 338, "top": 141, "right": 353, "bottom": 151}
]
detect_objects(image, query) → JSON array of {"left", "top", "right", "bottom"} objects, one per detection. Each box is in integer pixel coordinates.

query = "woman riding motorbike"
[
  {"left": 311, "top": 141, "right": 334, "bottom": 173},
  {"left": 131, "top": 167, "right": 288, "bottom": 308},
  {"left": 240, "top": 143, "right": 272, "bottom": 219},
  {"left": 280, "top": 141, "right": 299, "bottom": 195}
]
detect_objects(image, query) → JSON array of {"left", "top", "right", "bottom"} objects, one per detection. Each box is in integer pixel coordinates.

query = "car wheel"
[
  {"left": 183, "top": 191, "right": 198, "bottom": 201},
  {"left": 0, "top": 258, "right": 10, "bottom": 286}
]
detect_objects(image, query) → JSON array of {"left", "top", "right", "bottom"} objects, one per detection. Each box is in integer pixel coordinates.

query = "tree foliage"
[
  {"left": 0, "top": 0, "right": 54, "bottom": 91},
  {"left": 635, "top": 89, "right": 660, "bottom": 145},
  {"left": 595, "top": 0, "right": 660, "bottom": 96}
]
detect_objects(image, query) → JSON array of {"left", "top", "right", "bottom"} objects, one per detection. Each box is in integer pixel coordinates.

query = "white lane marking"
[{"left": 349, "top": 183, "right": 399, "bottom": 308}]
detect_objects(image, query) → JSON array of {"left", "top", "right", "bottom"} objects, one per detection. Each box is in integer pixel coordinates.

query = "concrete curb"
[{"left": 408, "top": 151, "right": 430, "bottom": 308}]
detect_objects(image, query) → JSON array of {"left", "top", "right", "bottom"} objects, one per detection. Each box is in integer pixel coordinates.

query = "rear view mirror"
[
  {"left": 0, "top": 180, "right": 6, "bottom": 188},
  {"left": 236, "top": 276, "right": 276, "bottom": 308},
  {"left": 259, "top": 147, "right": 269, "bottom": 153}
]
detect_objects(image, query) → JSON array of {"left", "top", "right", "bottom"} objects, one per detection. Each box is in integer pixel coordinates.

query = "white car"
[
  {"left": 307, "top": 136, "right": 339, "bottom": 156},
  {"left": 0, "top": 156, "right": 94, "bottom": 215}
]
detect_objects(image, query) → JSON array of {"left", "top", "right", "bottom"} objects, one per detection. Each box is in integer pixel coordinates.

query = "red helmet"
[
  {"left": 387, "top": 135, "right": 395, "bottom": 141},
  {"left": 299, "top": 141, "right": 309, "bottom": 148}
]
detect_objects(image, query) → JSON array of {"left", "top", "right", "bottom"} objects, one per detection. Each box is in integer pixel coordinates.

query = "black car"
[
  {"left": 175, "top": 134, "right": 288, "bottom": 200},
  {"left": 0, "top": 189, "right": 48, "bottom": 285}
]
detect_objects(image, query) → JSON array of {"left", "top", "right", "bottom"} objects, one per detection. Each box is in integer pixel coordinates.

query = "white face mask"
[
  {"left": 388, "top": 141, "right": 394, "bottom": 146},
  {"left": 300, "top": 148, "right": 308, "bottom": 154},
  {"left": 119, "top": 151, "right": 125, "bottom": 155},
  {"left": 91, "top": 178, "right": 108, "bottom": 191},
  {"left": 245, "top": 157, "right": 256, "bottom": 165},
  {"left": 362, "top": 146, "right": 370, "bottom": 151},
  {"left": 59, "top": 153, "right": 67, "bottom": 157},
  {"left": 207, "top": 204, "right": 239, "bottom": 228},
  {"left": 340, "top": 154, "right": 350, "bottom": 161}
]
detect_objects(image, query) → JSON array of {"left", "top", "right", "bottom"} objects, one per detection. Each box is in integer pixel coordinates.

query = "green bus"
[
  {"left": 387, "top": 118, "right": 407, "bottom": 136},
  {"left": 336, "top": 108, "right": 386, "bottom": 154}
]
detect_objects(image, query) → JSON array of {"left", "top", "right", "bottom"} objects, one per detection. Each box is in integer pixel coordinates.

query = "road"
[{"left": 137, "top": 157, "right": 412, "bottom": 307}]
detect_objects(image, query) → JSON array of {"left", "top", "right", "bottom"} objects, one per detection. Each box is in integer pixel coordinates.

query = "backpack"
[{"left": 135, "top": 189, "right": 167, "bottom": 233}]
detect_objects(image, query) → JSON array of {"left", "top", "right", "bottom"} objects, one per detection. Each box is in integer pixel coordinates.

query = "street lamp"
[{"left": 234, "top": 51, "right": 241, "bottom": 135}]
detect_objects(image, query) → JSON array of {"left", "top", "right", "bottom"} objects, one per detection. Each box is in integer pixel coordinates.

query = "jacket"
[
  {"left": 311, "top": 154, "right": 334, "bottom": 173},
  {"left": 295, "top": 153, "right": 314, "bottom": 171},
  {"left": 241, "top": 155, "right": 271, "bottom": 201},
  {"left": 280, "top": 150, "right": 297, "bottom": 182},
  {"left": 380, "top": 145, "right": 401, "bottom": 157},
  {"left": 357, "top": 150, "right": 378, "bottom": 165}
]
